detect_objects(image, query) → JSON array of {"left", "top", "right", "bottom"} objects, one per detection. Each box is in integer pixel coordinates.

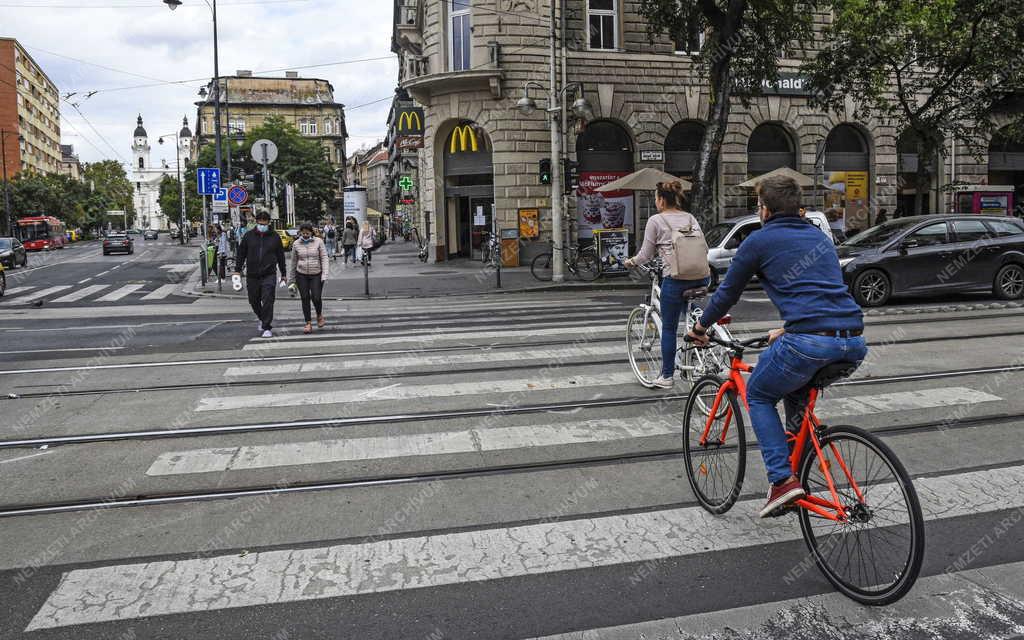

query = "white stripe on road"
[
  {"left": 26, "top": 463, "right": 1024, "bottom": 630},
  {"left": 50, "top": 285, "right": 109, "bottom": 303},
  {"left": 197, "top": 371, "right": 640, "bottom": 412},
  {"left": 4, "top": 286, "right": 35, "bottom": 296},
  {"left": 140, "top": 284, "right": 179, "bottom": 300},
  {"left": 95, "top": 284, "right": 144, "bottom": 302},
  {"left": 242, "top": 324, "right": 625, "bottom": 351},
  {"left": 146, "top": 417, "right": 677, "bottom": 475},
  {"left": 818, "top": 387, "right": 1000, "bottom": 417},
  {"left": 159, "top": 263, "right": 195, "bottom": 272},
  {"left": 9, "top": 286, "right": 71, "bottom": 303},
  {"left": 223, "top": 344, "right": 626, "bottom": 377}
]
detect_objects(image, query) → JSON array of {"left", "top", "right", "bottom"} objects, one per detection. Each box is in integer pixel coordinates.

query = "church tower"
[
  {"left": 178, "top": 115, "right": 193, "bottom": 168},
  {"left": 132, "top": 114, "right": 150, "bottom": 170}
]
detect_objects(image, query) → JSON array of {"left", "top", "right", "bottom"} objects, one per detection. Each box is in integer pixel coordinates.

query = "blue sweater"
[{"left": 700, "top": 215, "right": 863, "bottom": 333}]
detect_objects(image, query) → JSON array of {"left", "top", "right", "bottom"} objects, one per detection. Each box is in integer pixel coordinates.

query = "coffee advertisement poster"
[{"left": 576, "top": 172, "right": 635, "bottom": 239}]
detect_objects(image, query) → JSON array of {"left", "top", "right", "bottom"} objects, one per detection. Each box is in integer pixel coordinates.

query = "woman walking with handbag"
[
  {"left": 288, "top": 221, "right": 330, "bottom": 334},
  {"left": 357, "top": 221, "right": 377, "bottom": 267},
  {"left": 624, "top": 180, "right": 711, "bottom": 388}
]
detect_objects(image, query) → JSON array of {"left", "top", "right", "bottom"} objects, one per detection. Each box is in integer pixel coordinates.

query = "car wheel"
[
  {"left": 994, "top": 263, "right": 1024, "bottom": 300},
  {"left": 852, "top": 269, "right": 891, "bottom": 307}
]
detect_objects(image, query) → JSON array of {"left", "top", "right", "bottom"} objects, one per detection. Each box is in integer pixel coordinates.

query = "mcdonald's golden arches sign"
[
  {"left": 395, "top": 108, "right": 424, "bottom": 135},
  {"left": 448, "top": 124, "right": 483, "bottom": 154}
]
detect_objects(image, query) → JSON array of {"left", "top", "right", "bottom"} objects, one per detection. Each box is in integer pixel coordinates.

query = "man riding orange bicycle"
[{"left": 687, "top": 175, "right": 867, "bottom": 518}]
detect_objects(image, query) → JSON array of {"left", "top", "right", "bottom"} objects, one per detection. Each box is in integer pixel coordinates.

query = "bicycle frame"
[{"left": 700, "top": 353, "right": 866, "bottom": 523}]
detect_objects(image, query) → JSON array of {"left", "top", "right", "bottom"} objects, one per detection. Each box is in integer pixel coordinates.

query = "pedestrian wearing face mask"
[
  {"left": 288, "top": 220, "right": 329, "bottom": 334},
  {"left": 234, "top": 211, "right": 287, "bottom": 338}
]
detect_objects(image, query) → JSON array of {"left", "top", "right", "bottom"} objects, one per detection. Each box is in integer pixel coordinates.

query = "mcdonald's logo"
[
  {"left": 396, "top": 108, "right": 424, "bottom": 134},
  {"left": 449, "top": 125, "right": 479, "bottom": 154}
]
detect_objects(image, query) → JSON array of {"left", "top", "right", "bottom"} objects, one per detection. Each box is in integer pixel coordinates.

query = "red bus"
[{"left": 17, "top": 216, "right": 66, "bottom": 251}]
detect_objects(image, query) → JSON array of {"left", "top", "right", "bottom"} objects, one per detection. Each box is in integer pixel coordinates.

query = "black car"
[
  {"left": 838, "top": 215, "right": 1024, "bottom": 306},
  {"left": 143, "top": 229, "right": 159, "bottom": 240},
  {"left": 102, "top": 233, "right": 134, "bottom": 255},
  {"left": 0, "top": 237, "right": 27, "bottom": 268}
]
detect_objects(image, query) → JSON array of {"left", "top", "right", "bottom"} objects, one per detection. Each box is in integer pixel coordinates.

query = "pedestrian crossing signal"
[{"left": 539, "top": 158, "right": 552, "bottom": 185}]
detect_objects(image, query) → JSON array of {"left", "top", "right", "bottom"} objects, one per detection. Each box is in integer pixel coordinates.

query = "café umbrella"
[
  {"left": 736, "top": 166, "right": 816, "bottom": 189},
  {"left": 595, "top": 167, "right": 692, "bottom": 193}
]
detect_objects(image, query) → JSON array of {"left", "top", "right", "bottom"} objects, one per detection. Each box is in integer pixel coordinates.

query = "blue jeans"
[
  {"left": 747, "top": 332, "right": 868, "bottom": 484},
  {"left": 659, "top": 275, "right": 711, "bottom": 378}
]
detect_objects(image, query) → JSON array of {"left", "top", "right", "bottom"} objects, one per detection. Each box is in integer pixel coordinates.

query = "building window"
[
  {"left": 228, "top": 119, "right": 245, "bottom": 136},
  {"left": 138, "top": 157, "right": 144, "bottom": 169},
  {"left": 587, "top": 0, "right": 618, "bottom": 50},
  {"left": 299, "top": 119, "right": 318, "bottom": 135},
  {"left": 449, "top": 0, "right": 471, "bottom": 71},
  {"left": 674, "top": 19, "right": 705, "bottom": 54},
  {"left": 325, "top": 119, "right": 333, "bottom": 135}
]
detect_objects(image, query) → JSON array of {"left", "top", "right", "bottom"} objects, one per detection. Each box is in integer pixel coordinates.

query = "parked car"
[
  {"left": 277, "top": 228, "right": 293, "bottom": 251},
  {"left": 143, "top": 229, "right": 159, "bottom": 240},
  {"left": 102, "top": 232, "right": 134, "bottom": 255},
  {"left": 704, "top": 212, "right": 832, "bottom": 287},
  {"left": 838, "top": 215, "right": 1024, "bottom": 306},
  {"left": 0, "top": 237, "right": 28, "bottom": 268}
]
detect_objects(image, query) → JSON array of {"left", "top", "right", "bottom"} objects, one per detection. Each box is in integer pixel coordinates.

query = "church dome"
[
  {"left": 134, "top": 114, "right": 147, "bottom": 138},
  {"left": 179, "top": 116, "right": 192, "bottom": 139}
]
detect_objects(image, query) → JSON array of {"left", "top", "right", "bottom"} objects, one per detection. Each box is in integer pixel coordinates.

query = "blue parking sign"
[
  {"left": 197, "top": 168, "right": 221, "bottom": 195},
  {"left": 212, "top": 187, "right": 227, "bottom": 203}
]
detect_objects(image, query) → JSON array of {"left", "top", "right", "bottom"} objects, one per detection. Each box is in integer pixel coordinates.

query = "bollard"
[
  {"left": 363, "top": 253, "right": 370, "bottom": 298},
  {"left": 199, "top": 248, "right": 208, "bottom": 286}
]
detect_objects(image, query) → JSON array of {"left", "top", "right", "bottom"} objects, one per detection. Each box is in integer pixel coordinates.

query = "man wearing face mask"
[{"left": 234, "top": 210, "right": 287, "bottom": 338}]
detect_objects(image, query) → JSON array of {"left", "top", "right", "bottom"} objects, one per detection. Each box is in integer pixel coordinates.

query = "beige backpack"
[{"left": 667, "top": 214, "right": 711, "bottom": 280}]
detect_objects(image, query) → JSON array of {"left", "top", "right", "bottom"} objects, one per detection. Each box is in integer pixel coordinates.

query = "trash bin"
[
  {"left": 206, "top": 244, "right": 216, "bottom": 271},
  {"left": 500, "top": 228, "right": 520, "bottom": 267}
]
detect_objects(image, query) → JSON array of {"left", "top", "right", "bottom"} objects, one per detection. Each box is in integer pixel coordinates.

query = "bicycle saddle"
[
  {"left": 682, "top": 287, "right": 708, "bottom": 299},
  {"left": 806, "top": 362, "right": 858, "bottom": 390}
]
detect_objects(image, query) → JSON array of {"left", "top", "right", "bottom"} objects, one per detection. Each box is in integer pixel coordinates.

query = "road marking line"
[
  {"left": 223, "top": 344, "right": 625, "bottom": 377},
  {"left": 197, "top": 371, "right": 640, "bottom": 412},
  {"left": 26, "top": 464, "right": 1024, "bottom": 630},
  {"left": 0, "top": 450, "right": 52, "bottom": 465},
  {"left": 95, "top": 284, "right": 144, "bottom": 302},
  {"left": 146, "top": 417, "right": 678, "bottom": 475},
  {"left": 76, "top": 278, "right": 91, "bottom": 285},
  {"left": 818, "top": 387, "right": 1000, "bottom": 417},
  {"left": 3, "top": 286, "right": 35, "bottom": 296},
  {"left": 242, "top": 324, "right": 625, "bottom": 351},
  {"left": 50, "top": 285, "right": 109, "bottom": 303},
  {"left": 159, "top": 263, "right": 195, "bottom": 273},
  {"left": 0, "top": 346, "right": 126, "bottom": 355},
  {"left": 140, "top": 284, "right": 179, "bottom": 300},
  {"left": 9, "top": 285, "right": 71, "bottom": 303}
]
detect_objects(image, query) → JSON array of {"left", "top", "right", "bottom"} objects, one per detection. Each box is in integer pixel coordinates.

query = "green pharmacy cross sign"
[{"left": 398, "top": 175, "right": 414, "bottom": 192}]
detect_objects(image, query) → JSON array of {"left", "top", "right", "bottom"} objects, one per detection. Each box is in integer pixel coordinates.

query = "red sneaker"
[{"left": 759, "top": 478, "right": 805, "bottom": 518}]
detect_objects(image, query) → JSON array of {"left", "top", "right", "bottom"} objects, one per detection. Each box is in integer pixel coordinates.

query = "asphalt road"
[{"left": 0, "top": 279, "right": 1022, "bottom": 639}]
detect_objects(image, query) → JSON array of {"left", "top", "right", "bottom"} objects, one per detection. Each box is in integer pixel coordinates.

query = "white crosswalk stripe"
[
  {"left": 140, "top": 283, "right": 179, "bottom": 300},
  {"left": 25, "top": 463, "right": 1024, "bottom": 630},
  {"left": 95, "top": 284, "right": 145, "bottom": 302},
  {"left": 50, "top": 285, "right": 109, "bottom": 303},
  {"left": 2, "top": 286, "right": 35, "bottom": 297},
  {"left": 10, "top": 285, "right": 71, "bottom": 303}
]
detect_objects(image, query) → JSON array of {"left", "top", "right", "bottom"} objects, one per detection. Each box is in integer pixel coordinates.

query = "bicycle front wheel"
[
  {"left": 682, "top": 376, "right": 746, "bottom": 514},
  {"left": 798, "top": 425, "right": 925, "bottom": 605},
  {"left": 574, "top": 249, "right": 600, "bottom": 281},
  {"left": 625, "top": 306, "right": 662, "bottom": 387},
  {"left": 531, "top": 252, "right": 554, "bottom": 281}
]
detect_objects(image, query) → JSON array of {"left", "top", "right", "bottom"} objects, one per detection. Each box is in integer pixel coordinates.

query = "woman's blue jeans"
[
  {"left": 747, "top": 332, "right": 868, "bottom": 484},
  {"left": 659, "top": 275, "right": 711, "bottom": 379}
]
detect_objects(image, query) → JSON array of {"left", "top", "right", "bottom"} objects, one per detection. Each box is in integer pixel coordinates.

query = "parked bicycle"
[
  {"left": 481, "top": 232, "right": 501, "bottom": 267},
  {"left": 530, "top": 244, "right": 600, "bottom": 281},
  {"left": 625, "top": 258, "right": 731, "bottom": 407},
  {"left": 413, "top": 228, "right": 429, "bottom": 263},
  {"left": 680, "top": 332, "right": 924, "bottom": 605}
]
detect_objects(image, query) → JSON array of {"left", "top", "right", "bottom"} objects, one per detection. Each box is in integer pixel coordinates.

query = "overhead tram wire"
[{"left": 64, "top": 101, "right": 130, "bottom": 164}]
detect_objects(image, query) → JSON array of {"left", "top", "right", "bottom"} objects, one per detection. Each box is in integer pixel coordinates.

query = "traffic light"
[
  {"left": 538, "top": 158, "right": 552, "bottom": 185},
  {"left": 563, "top": 159, "right": 579, "bottom": 195}
]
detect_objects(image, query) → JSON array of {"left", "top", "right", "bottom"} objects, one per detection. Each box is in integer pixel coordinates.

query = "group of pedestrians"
[{"left": 322, "top": 218, "right": 376, "bottom": 266}]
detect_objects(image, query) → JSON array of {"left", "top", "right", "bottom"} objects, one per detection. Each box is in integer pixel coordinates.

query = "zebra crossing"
[
  {"left": 0, "top": 281, "right": 185, "bottom": 304},
  {"left": 5, "top": 295, "right": 1024, "bottom": 638}
]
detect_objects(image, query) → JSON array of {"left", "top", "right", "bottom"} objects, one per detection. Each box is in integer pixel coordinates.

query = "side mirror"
[
  {"left": 900, "top": 238, "right": 919, "bottom": 253},
  {"left": 724, "top": 236, "right": 741, "bottom": 250}
]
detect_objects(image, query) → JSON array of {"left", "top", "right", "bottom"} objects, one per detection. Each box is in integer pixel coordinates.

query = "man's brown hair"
[{"left": 755, "top": 175, "right": 801, "bottom": 217}]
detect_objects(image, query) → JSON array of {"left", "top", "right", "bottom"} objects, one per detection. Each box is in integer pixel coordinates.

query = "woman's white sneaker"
[{"left": 652, "top": 376, "right": 674, "bottom": 389}]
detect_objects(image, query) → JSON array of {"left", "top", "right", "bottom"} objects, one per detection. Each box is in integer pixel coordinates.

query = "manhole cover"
[{"left": 420, "top": 270, "right": 459, "bottom": 275}]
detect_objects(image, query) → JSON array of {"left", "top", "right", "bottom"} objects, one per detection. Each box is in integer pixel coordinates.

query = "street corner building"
[
  {"left": 388, "top": 1, "right": 1024, "bottom": 264},
  {"left": 0, "top": 37, "right": 62, "bottom": 177}
]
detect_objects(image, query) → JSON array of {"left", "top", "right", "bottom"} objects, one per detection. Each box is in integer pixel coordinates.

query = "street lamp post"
[
  {"left": 0, "top": 129, "right": 24, "bottom": 237},
  {"left": 159, "top": 132, "right": 188, "bottom": 246}
]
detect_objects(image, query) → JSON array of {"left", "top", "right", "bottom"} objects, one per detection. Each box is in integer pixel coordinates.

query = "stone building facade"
[
  {"left": 391, "top": 1, "right": 1020, "bottom": 263},
  {"left": 0, "top": 37, "right": 61, "bottom": 176},
  {"left": 58, "top": 144, "right": 82, "bottom": 181}
]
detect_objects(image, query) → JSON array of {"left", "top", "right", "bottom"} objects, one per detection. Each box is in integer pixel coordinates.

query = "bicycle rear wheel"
[
  {"left": 574, "top": 249, "right": 600, "bottom": 281},
  {"left": 625, "top": 306, "right": 662, "bottom": 387},
  {"left": 797, "top": 425, "right": 924, "bottom": 605},
  {"left": 531, "top": 252, "right": 554, "bottom": 281},
  {"left": 682, "top": 376, "right": 746, "bottom": 514}
]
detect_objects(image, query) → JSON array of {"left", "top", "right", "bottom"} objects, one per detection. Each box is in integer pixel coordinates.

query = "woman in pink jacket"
[{"left": 288, "top": 221, "right": 330, "bottom": 333}]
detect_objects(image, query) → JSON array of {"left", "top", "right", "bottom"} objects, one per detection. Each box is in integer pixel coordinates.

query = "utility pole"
[
  {"left": 0, "top": 130, "right": 12, "bottom": 237},
  {"left": 211, "top": 0, "right": 223, "bottom": 182},
  {"left": 549, "top": 0, "right": 564, "bottom": 282}
]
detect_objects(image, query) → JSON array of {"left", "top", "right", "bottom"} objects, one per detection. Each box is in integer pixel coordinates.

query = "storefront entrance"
[
  {"left": 988, "top": 127, "right": 1024, "bottom": 218},
  {"left": 824, "top": 124, "right": 871, "bottom": 233},
  {"left": 443, "top": 122, "right": 494, "bottom": 260},
  {"left": 576, "top": 120, "right": 635, "bottom": 250}
]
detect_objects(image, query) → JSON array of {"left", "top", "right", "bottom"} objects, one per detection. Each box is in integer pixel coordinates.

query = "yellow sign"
[
  {"left": 449, "top": 125, "right": 479, "bottom": 153},
  {"left": 518, "top": 208, "right": 539, "bottom": 239},
  {"left": 846, "top": 171, "right": 868, "bottom": 200},
  {"left": 397, "top": 109, "right": 423, "bottom": 133}
]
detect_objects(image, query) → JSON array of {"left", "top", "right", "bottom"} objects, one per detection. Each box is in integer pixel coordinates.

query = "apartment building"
[{"left": 0, "top": 37, "right": 61, "bottom": 176}]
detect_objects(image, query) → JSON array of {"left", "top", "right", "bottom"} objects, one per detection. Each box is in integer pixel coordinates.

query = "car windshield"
[
  {"left": 704, "top": 223, "right": 734, "bottom": 248},
  {"left": 0, "top": 238, "right": 11, "bottom": 250},
  {"left": 842, "top": 221, "right": 913, "bottom": 248}
]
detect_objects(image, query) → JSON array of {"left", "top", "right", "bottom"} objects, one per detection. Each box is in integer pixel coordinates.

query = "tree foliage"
[
  {"left": 4, "top": 160, "right": 134, "bottom": 232},
  {"left": 638, "top": 0, "right": 818, "bottom": 222},
  {"left": 803, "top": 0, "right": 1024, "bottom": 213}
]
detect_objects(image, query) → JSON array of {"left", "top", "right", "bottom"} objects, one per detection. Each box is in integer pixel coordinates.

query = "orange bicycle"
[{"left": 682, "top": 333, "right": 925, "bottom": 605}]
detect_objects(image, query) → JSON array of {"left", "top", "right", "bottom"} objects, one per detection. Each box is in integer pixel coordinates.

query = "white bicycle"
[{"left": 625, "top": 258, "right": 732, "bottom": 406}]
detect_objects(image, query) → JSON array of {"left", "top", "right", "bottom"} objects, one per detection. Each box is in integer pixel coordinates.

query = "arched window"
[
  {"left": 138, "top": 157, "right": 144, "bottom": 169},
  {"left": 747, "top": 123, "right": 796, "bottom": 175},
  {"left": 824, "top": 124, "right": 868, "bottom": 171},
  {"left": 576, "top": 120, "right": 633, "bottom": 172},
  {"left": 325, "top": 119, "right": 333, "bottom": 135},
  {"left": 665, "top": 120, "right": 705, "bottom": 177}
]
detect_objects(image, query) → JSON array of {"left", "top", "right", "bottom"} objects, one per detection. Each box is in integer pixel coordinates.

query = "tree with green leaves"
[
  {"left": 638, "top": 0, "right": 818, "bottom": 223},
  {"left": 803, "top": 0, "right": 1024, "bottom": 215}
]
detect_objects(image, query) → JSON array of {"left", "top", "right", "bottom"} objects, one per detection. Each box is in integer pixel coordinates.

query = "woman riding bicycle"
[{"left": 624, "top": 180, "right": 710, "bottom": 389}]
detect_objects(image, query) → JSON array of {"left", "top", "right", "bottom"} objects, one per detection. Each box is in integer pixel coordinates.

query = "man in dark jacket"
[
  {"left": 688, "top": 175, "right": 867, "bottom": 518},
  {"left": 234, "top": 211, "right": 287, "bottom": 337}
]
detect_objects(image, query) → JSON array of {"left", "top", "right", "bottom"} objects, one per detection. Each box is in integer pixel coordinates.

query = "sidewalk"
[{"left": 189, "top": 238, "right": 641, "bottom": 299}]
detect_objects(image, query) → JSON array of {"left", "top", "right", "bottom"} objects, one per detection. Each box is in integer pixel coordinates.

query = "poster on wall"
[
  {"left": 822, "top": 171, "right": 870, "bottom": 231},
  {"left": 518, "top": 208, "right": 539, "bottom": 239},
  {"left": 576, "top": 172, "right": 635, "bottom": 240},
  {"left": 594, "top": 229, "right": 629, "bottom": 274}
]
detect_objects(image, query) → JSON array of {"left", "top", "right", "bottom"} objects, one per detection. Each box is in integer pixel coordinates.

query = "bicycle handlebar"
[{"left": 684, "top": 332, "right": 770, "bottom": 352}]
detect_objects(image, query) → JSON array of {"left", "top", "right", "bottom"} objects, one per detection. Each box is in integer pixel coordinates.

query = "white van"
[{"left": 704, "top": 211, "right": 834, "bottom": 287}]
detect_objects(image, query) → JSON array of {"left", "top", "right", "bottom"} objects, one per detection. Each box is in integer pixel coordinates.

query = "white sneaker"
[
  {"left": 261, "top": 329, "right": 273, "bottom": 338},
  {"left": 652, "top": 376, "right": 674, "bottom": 389}
]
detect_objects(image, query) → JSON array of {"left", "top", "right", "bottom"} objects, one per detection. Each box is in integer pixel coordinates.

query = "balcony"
[{"left": 401, "top": 42, "right": 503, "bottom": 103}]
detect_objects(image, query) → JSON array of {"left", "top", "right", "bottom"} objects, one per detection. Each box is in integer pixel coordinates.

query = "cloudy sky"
[{"left": 2, "top": 0, "right": 396, "bottom": 168}]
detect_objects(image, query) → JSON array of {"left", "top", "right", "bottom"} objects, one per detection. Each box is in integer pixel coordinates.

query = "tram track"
[
  {"left": 1, "top": 410, "right": 1021, "bottom": 519},
  {"left": 1, "top": 363, "right": 1021, "bottom": 450}
]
